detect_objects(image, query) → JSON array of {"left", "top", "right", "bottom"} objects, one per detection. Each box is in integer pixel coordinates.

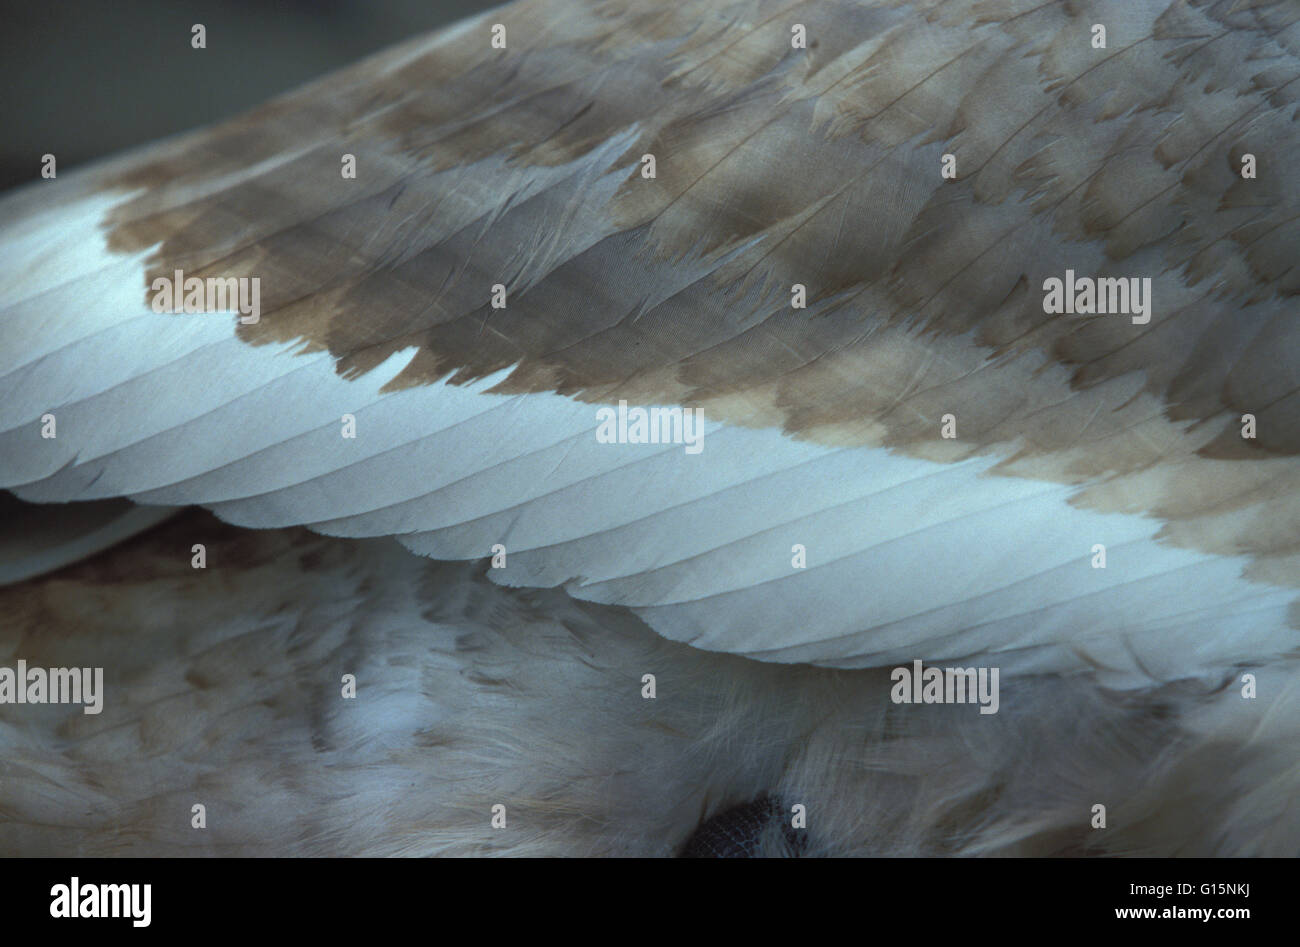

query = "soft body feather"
[{"left": 2, "top": 511, "right": 1297, "bottom": 856}]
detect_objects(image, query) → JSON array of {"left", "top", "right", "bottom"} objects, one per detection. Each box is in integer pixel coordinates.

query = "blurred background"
[{"left": 0, "top": 0, "right": 502, "bottom": 192}]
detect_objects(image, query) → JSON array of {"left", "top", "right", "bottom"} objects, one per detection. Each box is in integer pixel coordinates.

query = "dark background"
[{"left": 0, "top": 0, "right": 501, "bottom": 193}]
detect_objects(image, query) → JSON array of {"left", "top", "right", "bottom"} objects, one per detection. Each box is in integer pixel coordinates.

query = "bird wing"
[{"left": 2, "top": 0, "right": 1297, "bottom": 684}]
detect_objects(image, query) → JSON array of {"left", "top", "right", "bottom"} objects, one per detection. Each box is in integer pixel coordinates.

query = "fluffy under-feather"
[{"left": 1, "top": 510, "right": 1296, "bottom": 856}]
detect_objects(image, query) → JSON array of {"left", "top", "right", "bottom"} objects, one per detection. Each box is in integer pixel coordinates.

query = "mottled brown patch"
[{"left": 87, "top": 0, "right": 1299, "bottom": 582}]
